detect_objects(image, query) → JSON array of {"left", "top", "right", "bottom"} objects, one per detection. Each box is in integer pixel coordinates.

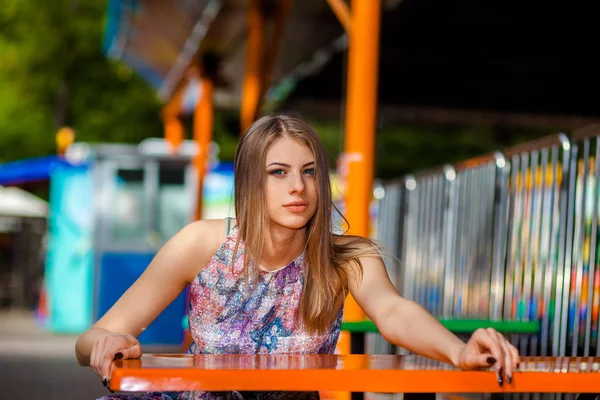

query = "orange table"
[{"left": 110, "top": 354, "right": 600, "bottom": 394}]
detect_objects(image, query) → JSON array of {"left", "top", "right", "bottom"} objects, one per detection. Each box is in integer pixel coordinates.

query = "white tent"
[{"left": 0, "top": 186, "right": 48, "bottom": 218}]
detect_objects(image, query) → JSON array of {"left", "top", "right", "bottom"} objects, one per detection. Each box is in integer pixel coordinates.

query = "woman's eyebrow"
[{"left": 266, "top": 161, "right": 315, "bottom": 167}]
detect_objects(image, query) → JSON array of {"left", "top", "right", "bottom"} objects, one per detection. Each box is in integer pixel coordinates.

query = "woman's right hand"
[{"left": 90, "top": 332, "right": 142, "bottom": 381}]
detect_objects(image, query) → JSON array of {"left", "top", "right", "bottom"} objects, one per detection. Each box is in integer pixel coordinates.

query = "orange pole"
[
  {"left": 240, "top": 0, "right": 264, "bottom": 133},
  {"left": 162, "top": 84, "right": 186, "bottom": 152},
  {"left": 325, "top": 0, "right": 352, "bottom": 33},
  {"left": 193, "top": 76, "right": 214, "bottom": 220},
  {"left": 164, "top": 116, "right": 184, "bottom": 151},
  {"left": 342, "top": 0, "right": 381, "bottom": 321}
]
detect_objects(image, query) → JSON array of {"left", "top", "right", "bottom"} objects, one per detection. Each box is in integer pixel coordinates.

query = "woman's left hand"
[{"left": 455, "top": 328, "right": 520, "bottom": 387}]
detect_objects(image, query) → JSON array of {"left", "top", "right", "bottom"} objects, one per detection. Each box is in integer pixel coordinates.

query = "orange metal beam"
[
  {"left": 164, "top": 116, "right": 185, "bottom": 151},
  {"left": 162, "top": 83, "right": 187, "bottom": 152},
  {"left": 240, "top": 0, "right": 265, "bottom": 133},
  {"left": 342, "top": 0, "right": 381, "bottom": 322},
  {"left": 325, "top": 0, "right": 352, "bottom": 33},
  {"left": 193, "top": 76, "right": 214, "bottom": 220}
]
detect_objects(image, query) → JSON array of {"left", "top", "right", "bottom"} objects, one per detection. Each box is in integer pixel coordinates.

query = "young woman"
[{"left": 76, "top": 114, "right": 519, "bottom": 400}]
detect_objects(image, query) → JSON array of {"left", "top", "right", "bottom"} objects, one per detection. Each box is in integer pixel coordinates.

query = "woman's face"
[{"left": 264, "top": 136, "right": 318, "bottom": 230}]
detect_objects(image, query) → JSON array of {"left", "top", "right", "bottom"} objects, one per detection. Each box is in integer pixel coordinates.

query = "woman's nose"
[{"left": 289, "top": 172, "right": 305, "bottom": 194}]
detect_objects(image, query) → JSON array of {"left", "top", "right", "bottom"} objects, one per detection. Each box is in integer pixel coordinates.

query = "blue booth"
[{"left": 3, "top": 139, "right": 234, "bottom": 346}]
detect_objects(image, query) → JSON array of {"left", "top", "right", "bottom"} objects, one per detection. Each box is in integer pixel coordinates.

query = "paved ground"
[
  {"left": 0, "top": 309, "right": 179, "bottom": 399},
  {"left": 0, "top": 309, "right": 109, "bottom": 399}
]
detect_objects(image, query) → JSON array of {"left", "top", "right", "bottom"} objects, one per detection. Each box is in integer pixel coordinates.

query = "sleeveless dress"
[{"left": 98, "top": 222, "right": 343, "bottom": 400}]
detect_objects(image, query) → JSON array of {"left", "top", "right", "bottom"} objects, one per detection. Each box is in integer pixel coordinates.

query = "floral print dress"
[{"left": 98, "top": 224, "right": 342, "bottom": 400}]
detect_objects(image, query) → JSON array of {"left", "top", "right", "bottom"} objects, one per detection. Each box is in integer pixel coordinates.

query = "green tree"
[{"left": 0, "top": 0, "right": 164, "bottom": 163}]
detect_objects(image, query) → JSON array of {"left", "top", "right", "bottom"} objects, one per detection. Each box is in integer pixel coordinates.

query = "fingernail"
[
  {"left": 487, "top": 357, "right": 497, "bottom": 365},
  {"left": 114, "top": 352, "right": 123, "bottom": 360},
  {"left": 507, "top": 374, "right": 512, "bottom": 384},
  {"left": 497, "top": 367, "right": 503, "bottom": 387},
  {"left": 517, "top": 362, "right": 520, "bottom": 369},
  {"left": 103, "top": 378, "right": 114, "bottom": 393}
]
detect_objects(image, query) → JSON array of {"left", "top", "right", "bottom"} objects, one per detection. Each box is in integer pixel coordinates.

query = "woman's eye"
[
  {"left": 303, "top": 168, "right": 315, "bottom": 175},
  {"left": 268, "top": 169, "right": 285, "bottom": 176}
]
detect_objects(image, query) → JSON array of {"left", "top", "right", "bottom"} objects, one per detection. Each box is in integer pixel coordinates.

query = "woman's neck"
[{"left": 259, "top": 224, "right": 307, "bottom": 271}]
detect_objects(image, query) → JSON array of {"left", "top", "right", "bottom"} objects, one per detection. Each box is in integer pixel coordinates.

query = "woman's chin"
[{"left": 272, "top": 215, "right": 311, "bottom": 230}]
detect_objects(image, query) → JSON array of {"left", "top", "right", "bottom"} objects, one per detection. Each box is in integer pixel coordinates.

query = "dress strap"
[{"left": 225, "top": 217, "right": 232, "bottom": 236}]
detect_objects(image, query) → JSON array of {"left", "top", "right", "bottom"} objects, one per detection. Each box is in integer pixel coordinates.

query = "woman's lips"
[{"left": 284, "top": 201, "right": 308, "bottom": 212}]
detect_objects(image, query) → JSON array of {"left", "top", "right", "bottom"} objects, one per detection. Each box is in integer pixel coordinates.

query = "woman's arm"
[
  {"left": 345, "top": 241, "right": 519, "bottom": 385},
  {"left": 379, "top": 299, "right": 467, "bottom": 366},
  {"left": 75, "top": 219, "right": 226, "bottom": 375}
]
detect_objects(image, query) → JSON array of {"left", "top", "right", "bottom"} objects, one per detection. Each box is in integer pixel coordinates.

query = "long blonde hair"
[{"left": 233, "top": 114, "right": 378, "bottom": 334}]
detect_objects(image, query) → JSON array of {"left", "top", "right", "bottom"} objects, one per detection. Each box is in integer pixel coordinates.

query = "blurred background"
[{"left": 1, "top": 0, "right": 599, "bottom": 399}]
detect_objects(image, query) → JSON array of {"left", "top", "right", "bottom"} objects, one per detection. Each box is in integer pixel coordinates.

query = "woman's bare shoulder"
[{"left": 168, "top": 218, "right": 236, "bottom": 281}]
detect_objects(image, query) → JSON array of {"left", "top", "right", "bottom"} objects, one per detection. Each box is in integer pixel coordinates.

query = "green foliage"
[
  {"left": 0, "top": 0, "right": 164, "bottom": 164},
  {"left": 375, "top": 124, "right": 500, "bottom": 179},
  {"left": 305, "top": 118, "right": 554, "bottom": 180}
]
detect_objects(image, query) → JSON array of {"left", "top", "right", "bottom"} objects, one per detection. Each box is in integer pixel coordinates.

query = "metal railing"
[{"left": 371, "top": 125, "right": 600, "bottom": 358}]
